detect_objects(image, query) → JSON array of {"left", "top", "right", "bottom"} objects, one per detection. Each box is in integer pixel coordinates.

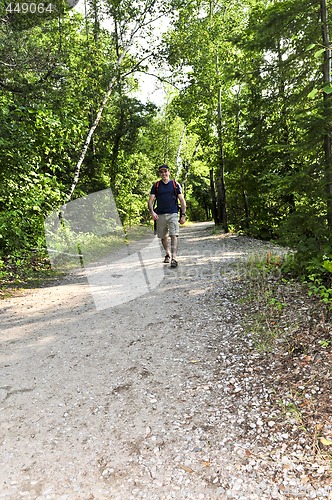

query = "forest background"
[{"left": 0, "top": 0, "right": 331, "bottom": 303}]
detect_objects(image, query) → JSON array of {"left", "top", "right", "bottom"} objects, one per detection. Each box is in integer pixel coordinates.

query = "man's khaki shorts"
[{"left": 157, "top": 213, "right": 179, "bottom": 238}]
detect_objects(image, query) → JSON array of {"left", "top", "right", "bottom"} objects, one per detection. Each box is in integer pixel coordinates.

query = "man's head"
[
  {"left": 158, "top": 164, "right": 170, "bottom": 181},
  {"left": 158, "top": 164, "right": 170, "bottom": 173}
]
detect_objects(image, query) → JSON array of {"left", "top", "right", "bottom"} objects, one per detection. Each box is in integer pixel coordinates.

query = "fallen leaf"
[
  {"left": 144, "top": 426, "right": 152, "bottom": 438},
  {"left": 178, "top": 464, "right": 194, "bottom": 473},
  {"left": 201, "top": 461, "right": 211, "bottom": 467},
  {"left": 319, "top": 436, "right": 332, "bottom": 446}
]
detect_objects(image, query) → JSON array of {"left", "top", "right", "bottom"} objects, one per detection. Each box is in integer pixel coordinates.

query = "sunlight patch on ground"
[
  {"left": 179, "top": 251, "right": 246, "bottom": 264},
  {"left": 45, "top": 189, "right": 165, "bottom": 310},
  {"left": 188, "top": 288, "right": 211, "bottom": 296},
  {"left": 85, "top": 237, "right": 164, "bottom": 310}
]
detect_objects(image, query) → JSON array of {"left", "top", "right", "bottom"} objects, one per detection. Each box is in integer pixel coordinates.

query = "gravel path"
[{"left": 0, "top": 222, "right": 331, "bottom": 499}]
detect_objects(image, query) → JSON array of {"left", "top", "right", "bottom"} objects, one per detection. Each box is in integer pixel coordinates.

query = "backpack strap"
[
  {"left": 153, "top": 181, "right": 159, "bottom": 210},
  {"left": 172, "top": 180, "right": 180, "bottom": 201},
  {"left": 153, "top": 179, "right": 180, "bottom": 213},
  {"left": 154, "top": 179, "right": 178, "bottom": 199}
]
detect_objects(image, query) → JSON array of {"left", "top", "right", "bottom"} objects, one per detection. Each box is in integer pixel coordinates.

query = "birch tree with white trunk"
[{"left": 65, "top": 0, "right": 172, "bottom": 203}]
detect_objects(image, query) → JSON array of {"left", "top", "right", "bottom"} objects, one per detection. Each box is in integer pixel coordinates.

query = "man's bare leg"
[
  {"left": 171, "top": 235, "right": 178, "bottom": 260},
  {"left": 161, "top": 236, "right": 170, "bottom": 257}
]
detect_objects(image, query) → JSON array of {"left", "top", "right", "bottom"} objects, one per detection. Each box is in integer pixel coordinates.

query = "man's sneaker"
[
  {"left": 170, "top": 259, "right": 178, "bottom": 268},
  {"left": 163, "top": 255, "right": 170, "bottom": 263}
]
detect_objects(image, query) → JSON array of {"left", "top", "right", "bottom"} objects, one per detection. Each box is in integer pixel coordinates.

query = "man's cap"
[{"left": 158, "top": 164, "right": 170, "bottom": 171}]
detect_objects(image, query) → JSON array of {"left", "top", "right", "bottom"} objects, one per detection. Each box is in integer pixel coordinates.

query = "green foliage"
[
  {"left": 185, "top": 170, "right": 212, "bottom": 221},
  {"left": 282, "top": 249, "right": 332, "bottom": 309},
  {"left": 307, "top": 278, "right": 332, "bottom": 306},
  {"left": 277, "top": 398, "right": 307, "bottom": 432},
  {"left": 0, "top": 250, "right": 60, "bottom": 298},
  {"left": 268, "top": 297, "right": 287, "bottom": 311},
  {"left": 237, "top": 251, "right": 291, "bottom": 352},
  {"left": 306, "top": 259, "right": 332, "bottom": 307},
  {"left": 162, "top": 0, "right": 332, "bottom": 243},
  {"left": 318, "top": 339, "right": 332, "bottom": 348},
  {"left": 0, "top": 0, "right": 331, "bottom": 287},
  {"left": 323, "top": 260, "right": 332, "bottom": 273},
  {"left": 0, "top": 2, "right": 161, "bottom": 257},
  {"left": 238, "top": 249, "right": 331, "bottom": 358}
]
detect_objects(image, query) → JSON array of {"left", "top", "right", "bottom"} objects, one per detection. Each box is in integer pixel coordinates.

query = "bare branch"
[
  {"left": 129, "top": 69, "right": 180, "bottom": 91},
  {"left": 65, "top": 0, "right": 171, "bottom": 202},
  {"left": 120, "top": 53, "right": 153, "bottom": 78},
  {"left": 0, "top": 60, "right": 17, "bottom": 67},
  {"left": 175, "top": 125, "right": 186, "bottom": 180},
  {"left": 65, "top": 45, "right": 130, "bottom": 203}
]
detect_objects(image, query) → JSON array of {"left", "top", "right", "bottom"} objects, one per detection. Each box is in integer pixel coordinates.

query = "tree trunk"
[
  {"left": 64, "top": 72, "right": 119, "bottom": 204},
  {"left": 182, "top": 160, "right": 189, "bottom": 199},
  {"left": 276, "top": 40, "right": 296, "bottom": 213},
  {"left": 64, "top": 0, "right": 161, "bottom": 203},
  {"left": 243, "top": 190, "right": 250, "bottom": 229},
  {"left": 181, "top": 143, "right": 199, "bottom": 198},
  {"left": 110, "top": 105, "right": 125, "bottom": 191},
  {"left": 175, "top": 125, "right": 186, "bottom": 180},
  {"left": 320, "top": 0, "right": 332, "bottom": 230},
  {"left": 209, "top": 168, "right": 218, "bottom": 224},
  {"left": 216, "top": 84, "right": 228, "bottom": 232},
  {"left": 234, "top": 88, "right": 250, "bottom": 229}
]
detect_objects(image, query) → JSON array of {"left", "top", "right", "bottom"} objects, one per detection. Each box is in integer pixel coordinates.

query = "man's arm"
[
  {"left": 178, "top": 193, "right": 186, "bottom": 224},
  {"left": 148, "top": 194, "right": 158, "bottom": 221}
]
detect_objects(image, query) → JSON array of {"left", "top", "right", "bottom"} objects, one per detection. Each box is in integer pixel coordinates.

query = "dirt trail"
[{"left": 0, "top": 222, "right": 330, "bottom": 499}]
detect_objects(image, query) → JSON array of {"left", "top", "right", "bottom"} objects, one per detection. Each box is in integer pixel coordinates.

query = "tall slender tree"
[{"left": 320, "top": 0, "right": 332, "bottom": 230}]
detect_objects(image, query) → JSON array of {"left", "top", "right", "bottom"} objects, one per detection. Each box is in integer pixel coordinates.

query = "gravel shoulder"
[{"left": 0, "top": 221, "right": 331, "bottom": 499}]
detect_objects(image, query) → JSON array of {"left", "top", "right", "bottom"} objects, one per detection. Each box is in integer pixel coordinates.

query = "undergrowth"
[
  {"left": 235, "top": 249, "right": 332, "bottom": 473},
  {"left": 0, "top": 251, "right": 62, "bottom": 299},
  {"left": 238, "top": 250, "right": 331, "bottom": 352}
]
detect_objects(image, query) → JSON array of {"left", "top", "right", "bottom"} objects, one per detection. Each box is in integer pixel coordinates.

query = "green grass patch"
[{"left": 0, "top": 252, "right": 63, "bottom": 298}]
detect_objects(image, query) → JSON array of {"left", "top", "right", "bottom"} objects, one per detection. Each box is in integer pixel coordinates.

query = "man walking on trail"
[{"left": 148, "top": 164, "right": 186, "bottom": 268}]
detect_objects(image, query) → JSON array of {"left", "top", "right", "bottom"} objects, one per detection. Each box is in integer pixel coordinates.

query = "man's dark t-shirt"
[{"left": 150, "top": 180, "right": 182, "bottom": 214}]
